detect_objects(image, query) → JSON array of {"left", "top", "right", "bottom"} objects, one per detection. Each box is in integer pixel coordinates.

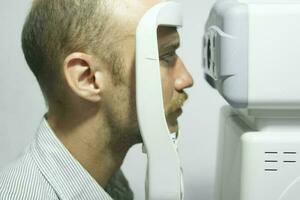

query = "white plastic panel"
[
  {"left": 248, "top": 4, "right": 300, "bottom": 108},
  {"left": 216, "top": 107, "right": 300, "bottom": 200},
  {"left": 215, "top": 107, "right": 251, "bottom": 200},
  {"left": 241, "top": 131, "right": 300, "bottom": 200}
]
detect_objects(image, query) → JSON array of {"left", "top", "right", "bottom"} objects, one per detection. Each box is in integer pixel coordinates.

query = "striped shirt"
[{"left": 0, "top": 118, "right": 134, "bottom": 200}]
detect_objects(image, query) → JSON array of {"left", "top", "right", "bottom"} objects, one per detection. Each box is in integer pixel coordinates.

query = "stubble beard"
[{"left": 165, "top": 92, "right": 188, "bottom": 133}]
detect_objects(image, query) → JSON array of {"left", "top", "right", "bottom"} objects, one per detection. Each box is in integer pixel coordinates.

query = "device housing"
[
  {"left": 203, "top": 0, "right": 300, "bottom": 109},
  {"left": 215, "top": 107, "right": 300, "bottom": 200}
]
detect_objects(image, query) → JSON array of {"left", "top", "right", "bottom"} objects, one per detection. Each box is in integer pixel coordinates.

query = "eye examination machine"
[
  {"left": 203, "top": 0, "right": 300, "bottom": 199},
  {"left": 136, "top": 0, "right": 300, "bottom": 199}
]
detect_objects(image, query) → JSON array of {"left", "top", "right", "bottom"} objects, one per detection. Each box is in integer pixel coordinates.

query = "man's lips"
[
  {"left": 166, "top": 92, "right": 188, "bottom": 115},
  {"left": 166, "top": 107, "right": 182, "bottom": 121},
  {"left": 174, "top": 108, "right": 183, "bottom": 117}
]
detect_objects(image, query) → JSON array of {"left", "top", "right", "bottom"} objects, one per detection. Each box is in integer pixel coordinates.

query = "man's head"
[
  {"left": 22, "top": 0, "right": 193, "bottom": 145},
  {"left": 22, "top": 0, "right": 131, "bottom": 111}
]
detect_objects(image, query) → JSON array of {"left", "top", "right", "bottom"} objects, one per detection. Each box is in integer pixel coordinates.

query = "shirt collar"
[{"left": 30, "top": 118, "right": 113, "bottom": 200}]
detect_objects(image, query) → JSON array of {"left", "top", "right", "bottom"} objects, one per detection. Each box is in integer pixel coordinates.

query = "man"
[{"left": 0, "top": 0, "right": 193, "bottom": 199}]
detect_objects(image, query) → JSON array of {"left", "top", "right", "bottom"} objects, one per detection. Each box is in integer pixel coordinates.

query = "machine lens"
[{"left": 207, "top": 38, "right": 211, "bottom": 69}]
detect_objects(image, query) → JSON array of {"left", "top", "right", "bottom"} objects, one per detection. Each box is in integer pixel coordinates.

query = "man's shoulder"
[{"left": 0, "top": 151, "right": 58, "bottom": 200}]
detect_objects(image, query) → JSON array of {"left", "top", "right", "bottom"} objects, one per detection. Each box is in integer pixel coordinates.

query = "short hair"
[{"left": 22, "top": 0, "right": 126, "bottom": 110}]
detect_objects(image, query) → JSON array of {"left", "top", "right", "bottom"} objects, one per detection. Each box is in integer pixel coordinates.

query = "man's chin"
[{"left": 167, "top": 122, "right": 179, "bottom": 133}]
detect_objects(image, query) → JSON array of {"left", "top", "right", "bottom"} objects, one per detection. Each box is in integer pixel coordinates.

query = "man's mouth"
[
  {"left": 166, "top": 92, "right": 188, "bottom": 115},
  {"left": 174, "top": 108, "right": 183, "bottom": 116}
]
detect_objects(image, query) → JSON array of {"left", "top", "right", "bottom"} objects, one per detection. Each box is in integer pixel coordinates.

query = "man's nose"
[{"left": 174, "top": 58, "right": 194, "bottom": 91}]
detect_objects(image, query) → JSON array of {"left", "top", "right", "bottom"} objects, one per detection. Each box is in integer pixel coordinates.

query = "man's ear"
[{"left": 63, "top": 52, "right": 103, "bottom": 102}]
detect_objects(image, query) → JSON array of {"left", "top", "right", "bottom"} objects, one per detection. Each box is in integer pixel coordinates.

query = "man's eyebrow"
[{"left": 160, "top": 38, "right": 181, "bottom": 53}]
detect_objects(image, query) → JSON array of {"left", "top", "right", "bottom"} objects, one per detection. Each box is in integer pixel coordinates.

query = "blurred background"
[{"left": 0, "top": 0, "right": 226, "bottom": 199}]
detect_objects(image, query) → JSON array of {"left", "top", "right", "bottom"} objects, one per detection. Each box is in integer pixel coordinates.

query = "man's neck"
[{"left": 47, "top": 112, "right": 132, "bottom": 188}]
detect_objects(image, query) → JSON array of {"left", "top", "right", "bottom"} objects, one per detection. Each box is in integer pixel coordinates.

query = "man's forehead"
[
  {"left": 157, "top": 27, "right": 180, "bottom": 44},
  {"left": 158, "top": 27, "right": 179, "bottom": 36}
]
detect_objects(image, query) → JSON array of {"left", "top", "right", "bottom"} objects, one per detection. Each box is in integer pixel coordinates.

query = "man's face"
[
  {"left": 157, "top": 26, "right": 193, "bottom": 133},
  {"left": 102, "top": 1, "right": 194, "bottom": 143}
]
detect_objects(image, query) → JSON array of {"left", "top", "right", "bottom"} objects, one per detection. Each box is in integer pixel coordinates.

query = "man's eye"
[{"left": 160, "top": 52, "right": 177, "bottom": 65}]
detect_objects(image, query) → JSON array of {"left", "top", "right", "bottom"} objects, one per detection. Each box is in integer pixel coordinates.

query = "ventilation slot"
[
  {"left": 264, "top": 151, "right": 298, "bottom": 172},
  {"left": 265, "top": 152, "right": 278, "bottom": 154},
  {"left": 283, "top": 151, "right": 297, "bottom": 163},
  {"left": 264, "top": 169, "right": 278, "bottom": 172},
  {"left": 265, "top": 160, "right": 278, "bottom": 163},
  {"left": 264, "top": 152, "right": 278, "bottom": 172},
  {"left": 283, "top": 152, "right": 297, "bottom": 154}
]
